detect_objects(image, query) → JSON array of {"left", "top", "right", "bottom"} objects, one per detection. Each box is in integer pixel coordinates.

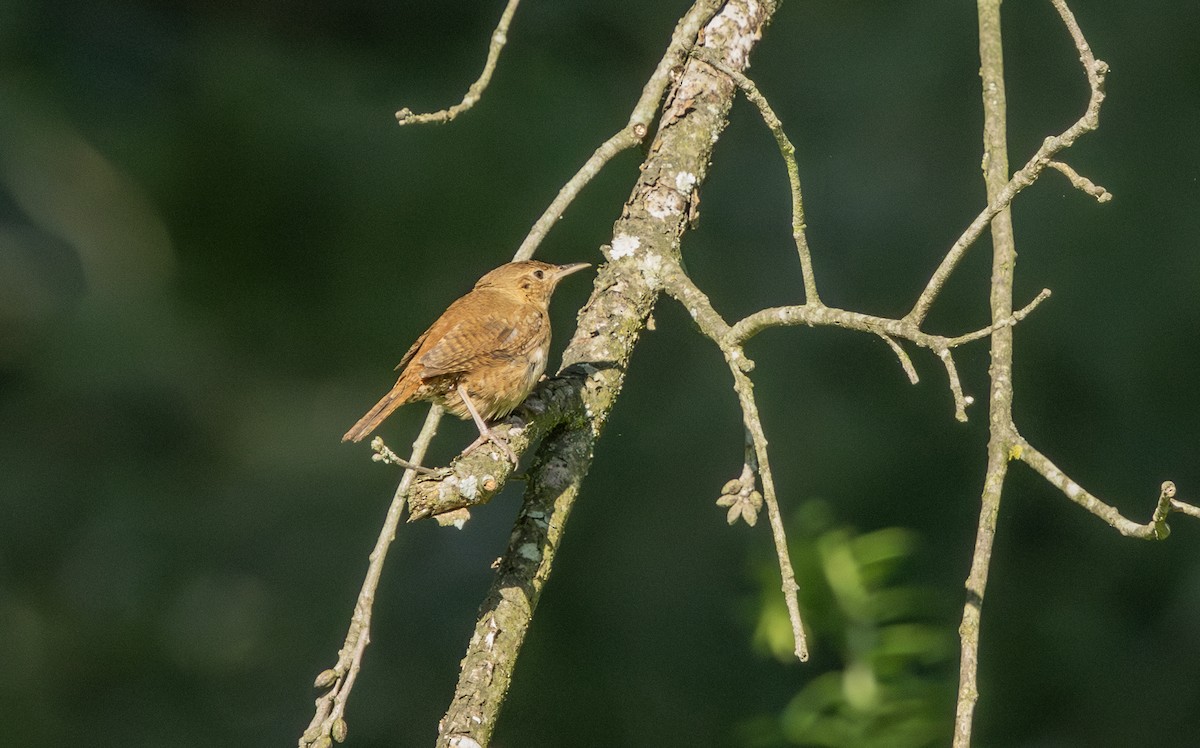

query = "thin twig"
[
  {"left": 730, "top": 291, "right": 1048, "bottom": 348},
  {"left": 301, "top": 405, "right": 443, "bottom": 748},
  {"left": 935, "top": 347, "right": 971, "bottom": 423},
  {"left": 1170, "top": 499, "right": 1200, "bottom": 519},
  {"left": 721, "top": 293, "right": 1048, "bottom": 423},
  {"left": 513, "top": 0, "right": 722, "bottom": 260},
  {"left": 1046, "top": 159, "right": 1113, "bottom": 202},
  {"left": 1016, "top": 439, "right": 1176, "bottom": 540},
  {"left": 729, "top": 357, "right": 810, "bottom": 661},
  {"left": 395, "top": 0, "right": 522, "bottom": 126},
  {"left": 942, "top": 288, "right": 1051, "bottom": 346},
  {"left": 692, "top": 48, "right": 820, "bottom": 305},
  {"left": 877, "top": 333, "right": 919, "bottom": 384},
  {"left": 370, "top": 436, "right": 437, "bottom": 475},
  {"left": 664, "top": 263, "right": 810, "bottom": 661}
]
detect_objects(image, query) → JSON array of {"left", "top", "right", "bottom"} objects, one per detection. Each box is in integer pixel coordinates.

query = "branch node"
[
  {"left": 936, "top": 348, "right": 970, "bottom": 422},
  {"left": 370, "top": 437, "right": 437, "bottom": 475},
  {"left": 877, "top": 333, "right": 919, "bottom": 384},
  {"left": 1047, "top": 159, "right": 1112, "bottom": 202}
]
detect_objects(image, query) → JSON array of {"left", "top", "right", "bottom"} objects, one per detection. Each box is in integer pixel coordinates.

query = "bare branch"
[
  {"left": 663, "top": 263, "right": 809, "bottom": 661},
  {"left": 370, "top": 436, "right": 436, "bottom": 475},
  {"left": 1046, "top": 159, "right": 1113, "bottom": 202},
  {"left": 301, "top": 406, "right": 443, "bottom": 748},
  {"left": 513, "top": 0, "right": 723, "bottom": 261},
  {"left": 1170, "top": 498, "right": 1200, "bottom": 520},
  {"left": 935, "top": 347, "right": 970, "bottom": 423},
  {"left": 942, "top": 288, "right": 1051, "bottom": 346},
  {"left": 395, "top": 0, "right": 522, "bottom": 126},
  {"left": 1016, "top": 438, "right": 1178, "bottom": 540},
  {"left": 906, "top": 0, "right": 1109, "bottom": 327},
  {"left": 954, "top": 0, "right": 1019, "bottom": 742},
  {"left": 730, "top": 294, "right": 1046, "bottom": 349},
  {"left": 692, "top": 48, "right": 820, "bottom": 305},
  {"left": 877, "top": 333, "right": 919, "bottom": 384}
]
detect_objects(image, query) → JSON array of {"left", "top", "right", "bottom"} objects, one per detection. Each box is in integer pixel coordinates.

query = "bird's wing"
[
  {"left": 393, "top": 330, "right": 429, "bottom": 371},
  {"left": 417, "top": 300, "right": 546, "bottom": 379}
]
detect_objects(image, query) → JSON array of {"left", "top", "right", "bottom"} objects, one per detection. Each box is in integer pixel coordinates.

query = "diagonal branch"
[
  {"left": 513, "top": 0, "right": 724, "bottom": 261},
  {"left": 435, "top": 3, "right": 782, "bottom": 744},
  {"left": 1016, "top": 438, "right": 1184, "bottom": 540},
  {"left": 300, "top": 406, "right": 443, "bottom": 748},
  {"left": 906, "top": 0, "right": 1109, "bottom": 327}
]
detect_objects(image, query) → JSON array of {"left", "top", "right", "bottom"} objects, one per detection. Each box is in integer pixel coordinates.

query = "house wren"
[{"left": 342, "top": 260, "right": 591, "bottom": 462}]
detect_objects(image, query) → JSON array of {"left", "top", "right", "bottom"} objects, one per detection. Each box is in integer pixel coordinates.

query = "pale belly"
[{"left": 440, "top": 345, "right": 548, "bottom": 422}]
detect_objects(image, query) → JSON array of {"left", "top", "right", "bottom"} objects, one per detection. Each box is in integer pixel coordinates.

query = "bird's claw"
[{"left": 463, "top": 431, "right": 520, "bottom": 469}]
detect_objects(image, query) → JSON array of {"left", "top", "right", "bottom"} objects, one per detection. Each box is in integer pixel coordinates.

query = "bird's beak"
[{"left": 554, "top": 262, "right": 591, "bottom": 280}]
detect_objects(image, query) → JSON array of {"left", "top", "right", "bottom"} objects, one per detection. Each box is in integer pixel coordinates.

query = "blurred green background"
[{"left": 2, "top": 0, "right": 1198, "bottom": 745}]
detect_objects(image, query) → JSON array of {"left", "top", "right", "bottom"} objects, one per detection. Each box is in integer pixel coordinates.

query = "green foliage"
[{"left": 745, "top": 502, "right": 955, "bottom": 748}]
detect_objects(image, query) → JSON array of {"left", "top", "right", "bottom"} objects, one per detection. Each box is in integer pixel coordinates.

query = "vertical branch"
[
  {"left": 954, "top": 0, "right": 1019, "bottom": 745},
  {"left": 729, "top": 361, "right": 810, "bottom": 661}
]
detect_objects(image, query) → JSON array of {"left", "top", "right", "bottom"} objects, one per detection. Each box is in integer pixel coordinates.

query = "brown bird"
[{"left": 342, "top": 260, "right": 591, "bottom": 463}]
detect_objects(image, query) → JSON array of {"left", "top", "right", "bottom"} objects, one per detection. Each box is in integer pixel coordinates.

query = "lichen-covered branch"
[
  {"left": 395, "top": 0, "right": 522, "bottom": 126},
  {"left": 434, "top": 2, "right": 780, "bottom": 744},
  {"left": 404, "top": 374, "right": 586, "bottom": 520}
]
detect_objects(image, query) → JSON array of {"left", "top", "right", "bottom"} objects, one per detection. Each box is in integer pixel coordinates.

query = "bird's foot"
[{"left": 464, "top": 430, "right": 520, "bottom": 468}]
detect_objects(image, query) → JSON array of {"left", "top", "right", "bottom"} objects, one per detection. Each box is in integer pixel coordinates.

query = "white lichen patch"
[
  {"left": 640, "top": 252, "right": 664, "bottom": 284},
  {"left": 459, "top": 475, "right": 479, "bottom": 500},
  {"left": 517, "top": 543, "right": 541, "bottom": 561},
  {"left": 645, "top": 187, "right": 685, "bottom": 219},
  {"left": 610, "top": 234, "right": 641, "bottom": 259},
  {"left": 674, "top": 171, "right": 697, "bottom": 193}
]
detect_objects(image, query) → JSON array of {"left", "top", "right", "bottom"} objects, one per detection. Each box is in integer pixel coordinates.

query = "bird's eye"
[{"left": 533, "top": 269, "right": 545, "bottom": 279}]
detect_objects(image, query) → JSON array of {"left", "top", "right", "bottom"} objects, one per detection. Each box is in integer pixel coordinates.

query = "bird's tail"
[{"left": 342, "top": 380, "right": 415, "bottom": 442}]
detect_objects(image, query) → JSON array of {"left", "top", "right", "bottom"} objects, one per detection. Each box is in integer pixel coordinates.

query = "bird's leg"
[{"left": 457, "top": 384, "right": 519, "bottom": 467}]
